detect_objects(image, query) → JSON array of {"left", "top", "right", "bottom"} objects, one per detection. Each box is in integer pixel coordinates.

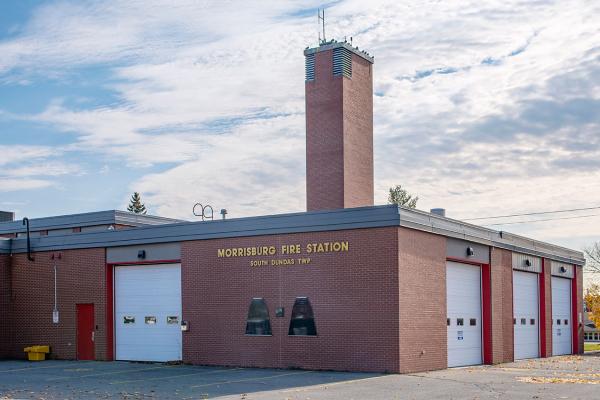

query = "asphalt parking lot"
[{"left": 1, "top": 353, "right": 599, "bottom": 399}]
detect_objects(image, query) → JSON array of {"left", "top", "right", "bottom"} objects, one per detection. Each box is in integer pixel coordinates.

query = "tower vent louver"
[
  {"left": 305, "top": 53, "right": 315, "bottom": 81},
  {"left": 332, "top": 47, "right": 352, "bottom": 78}
]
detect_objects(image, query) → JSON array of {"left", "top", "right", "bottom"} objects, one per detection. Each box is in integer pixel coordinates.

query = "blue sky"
[{"left": 1, "top": 0, "right": 599, "bottom": 263}]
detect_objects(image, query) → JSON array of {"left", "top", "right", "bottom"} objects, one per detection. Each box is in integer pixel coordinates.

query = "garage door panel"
[
  {"left": 447, "top": 262, "right": 482, "bottom": 368},
  {"left": 513, "top": 271, "right": 539, "bottom": 360},
  {"left": 552, "top": 277, "right": 572, "bottom": 356},
  {"left": 115, "top": 264, "right": 182, "bottom": 362}
]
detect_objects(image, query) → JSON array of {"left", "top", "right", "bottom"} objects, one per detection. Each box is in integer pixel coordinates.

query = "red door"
[{"left": 77, "top": 304, "right": 95, "bottom": 360}]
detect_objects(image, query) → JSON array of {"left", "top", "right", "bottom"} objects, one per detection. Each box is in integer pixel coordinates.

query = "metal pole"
[{"left": 322, "top": 9, "right": 325, "bottom": 43}]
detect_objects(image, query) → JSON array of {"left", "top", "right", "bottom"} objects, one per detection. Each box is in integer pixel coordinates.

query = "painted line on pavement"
[
  {"left": 47, "top": 365, "right": 180, "bottom": 381},
  {"left": 110, "top": 367, "right": 243, "bottom": 385},
  {"left": 0, "top": 361, "right": 96, "bottom": 373},
  {"left": 190, "top": 370, "right": 312, "bottom": 388}
]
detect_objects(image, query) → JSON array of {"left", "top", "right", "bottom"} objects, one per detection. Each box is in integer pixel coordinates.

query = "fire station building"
[{"left": 0, "top": 40, "right": 585, "bottom": 374}]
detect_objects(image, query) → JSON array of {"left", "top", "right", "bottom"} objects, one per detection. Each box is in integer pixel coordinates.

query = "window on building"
[
  {"left": 557, "top": 319, "right": 561, "bottom": 325},
  {"left": 521, "top": 318, "right": 526, "bottom": 325},
  {"left": 447, "top": 318, "right": 450, "bottom": 326},
  {"left": 289, "top": 297, "right": 317, "bottom": 336},
  {"left": 564, "top": 319, "right": 568, "bottom": 326},
  {"left": 245, "top": 298, "right": 272, "bottom": 335},
  {"left": 470, "top": 318, "right": 477, "bottom": 326},
  {"left": 457, "top": 318, "right": 464, "bottom": 326},
  {"left": 530, "top": 319, "right": 536, "bottom": 325}
]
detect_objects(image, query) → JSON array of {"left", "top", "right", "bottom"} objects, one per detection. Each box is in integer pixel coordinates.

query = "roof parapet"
[
  {"left": 6, "top": 205, "right": 584, "bottom": 265},
  {"left": 304, "top": 40, "right": 374, "bottom": 63}
]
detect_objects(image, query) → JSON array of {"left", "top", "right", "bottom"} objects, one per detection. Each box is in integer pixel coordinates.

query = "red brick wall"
[
  {"left": 7, "top": 249, "right": 107, "bottom": 360},
  {"left": 181, "top": 227, "right": 400, "bottom": 372},
  {"left": 305, "top": 49, "right": 374, "bottom": 211},
  {"left": 342, "top": 54, "right": 374, "bottom": 208},
  {"left": 306, "top": 49, "right": 345, "bottom": 211},
  {"left": 0, "top": 254, "right": 11, "bottom": 358},
  {"left": 490, "top": 248, "right": 514, "bottom": 363},
  {"left": 397, "top": 228, "right": 446, "bottom": 373}
]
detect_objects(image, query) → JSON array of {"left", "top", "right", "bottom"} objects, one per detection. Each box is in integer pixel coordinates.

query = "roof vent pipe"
[{"left": 430, "top": 208, "right": 446, "bottom": 217}]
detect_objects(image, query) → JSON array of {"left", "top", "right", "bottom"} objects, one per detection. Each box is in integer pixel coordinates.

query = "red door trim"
[
  {"left": 481, "top": 263, "right": 493, "bottom": 364},
  {"left": 447, "top": 258, "right": 492, "bottom": 365},
  {"left": 571, "top": 265, "right": 579, "bottom": 354},
  {"left": 539, "top": 259, "right": 548, "bottom": 357},
  {"left": 105, "top": 259, "right": 181, "bottom": 361}
]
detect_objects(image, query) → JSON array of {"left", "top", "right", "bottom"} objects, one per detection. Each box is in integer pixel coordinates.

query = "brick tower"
[{"left": 304, "top": 40, "right": 374, "bottom": 211}]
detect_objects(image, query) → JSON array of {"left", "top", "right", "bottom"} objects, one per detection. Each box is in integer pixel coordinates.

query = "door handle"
[{"left": 91, "top": 331, "right": 95, "bottom": 342}]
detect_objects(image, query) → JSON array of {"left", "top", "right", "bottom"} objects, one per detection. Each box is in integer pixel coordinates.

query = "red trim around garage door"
[
  {"left": 481, "top": 263, "right": 492, "bottom": 364},
  {"left": 446, "top": 257, "right": 492, "bottom": 365},
  {"left": 539, "top": 260, "right": 548, "bottom": 358},
  {"left": 572, "top": 265, "right": 579, "bottom": 354},
  {"left": 105, "top": 259, "right": 181, "bottom": 361}
]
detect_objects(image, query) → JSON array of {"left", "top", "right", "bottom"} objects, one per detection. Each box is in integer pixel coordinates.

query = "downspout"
[{"left": 22, "top": 217, "right": 34, "bottom": 261}]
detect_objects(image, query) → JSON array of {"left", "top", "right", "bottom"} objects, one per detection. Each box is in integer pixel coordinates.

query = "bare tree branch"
[{"left": 585, "top": 242, "right": 600, "bottom": 274}]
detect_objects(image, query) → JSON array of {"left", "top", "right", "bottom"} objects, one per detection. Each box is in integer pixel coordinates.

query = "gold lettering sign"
[
  {"left": 216, "top": 241, "right": 350, "bottom": 267},
  {"left": 217, "top": 241, "right": 349, "bottom": 258}
]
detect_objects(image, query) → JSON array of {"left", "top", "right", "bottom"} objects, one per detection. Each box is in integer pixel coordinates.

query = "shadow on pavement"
[{"left": 0, "top": 360, "right": 382, "bottom": 399}]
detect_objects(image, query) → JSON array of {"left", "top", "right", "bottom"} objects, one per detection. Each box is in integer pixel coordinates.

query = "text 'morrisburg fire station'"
[{"left": 0, "top": 39, "right": 585, "bottom": 373}]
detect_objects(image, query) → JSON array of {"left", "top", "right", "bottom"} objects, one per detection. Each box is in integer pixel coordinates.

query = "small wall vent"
[{"left": 430, "top": 208, "right": 446, "bottom": 217}]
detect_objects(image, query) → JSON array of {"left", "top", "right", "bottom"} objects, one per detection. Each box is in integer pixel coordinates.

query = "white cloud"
[
  {"left": 1, "top": 0, "right": 599, "bottom": 253},
  {"left": 3, "top": 161, "right": 82, "bottom": 178},
  {"left": 0, "top": 145, "right": 55, "bottom": 166},
  {"left": 0, "top": 178, "right": 53, "bottom": 192}
]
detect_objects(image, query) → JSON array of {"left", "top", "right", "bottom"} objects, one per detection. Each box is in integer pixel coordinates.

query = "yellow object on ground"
[{"left": 24, "top": 346, "right": 50, "bottom": 361}]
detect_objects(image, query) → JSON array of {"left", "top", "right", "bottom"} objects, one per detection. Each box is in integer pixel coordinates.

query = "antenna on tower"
[{"left": 318, "top": 8, "right": 326, "bottom": 45}]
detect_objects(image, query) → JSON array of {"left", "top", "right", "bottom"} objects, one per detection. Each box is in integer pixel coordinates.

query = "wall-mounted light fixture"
[
  {"left": 137, "top": 250, "right": 146, "bottom": 259},
  {"left": 466, "top": 247, "right": 475, "bottom": 257},
  {"left": 525, "top": 259, "right": 532, "bottom": 267},
  {"left": 560, "top": 266, "right": 567, "bottom": 273}
]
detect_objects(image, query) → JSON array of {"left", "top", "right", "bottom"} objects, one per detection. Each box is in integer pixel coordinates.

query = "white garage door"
[
  {"left": 447, "top": 261, "right": 482, "bottom": 367},
  {"left": 513, "top": 271, "right": 539, "bottom": 359},
  {"left": 552, "top": 276, "right": 572, "bottom": 356},
  {"left": 115, "top": 264, "right": 182, "bottom": 362}
]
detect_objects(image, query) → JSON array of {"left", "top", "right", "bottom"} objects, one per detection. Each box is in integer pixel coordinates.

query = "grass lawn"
[{"left": 584, "top": 342, "right": 600, "bottom": 352}]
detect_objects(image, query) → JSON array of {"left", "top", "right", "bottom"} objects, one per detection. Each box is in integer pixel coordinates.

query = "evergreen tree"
[
  {"left": 388, "top": 185, "right": 418, "bottom": 209},
  {"left": 127, "top": 192, "right": 147, "bottom": 214}
]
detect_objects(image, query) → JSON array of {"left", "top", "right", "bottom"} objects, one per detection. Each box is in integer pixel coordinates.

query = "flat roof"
[
  {"left": 304, "top": 40, "right": 374, "bottom": 63},
  {"left": 1, "top": 205, "right": 585, "bottom": 265},
  {"left": 0, "top": 210, "right": 184, "bottom": 235}
]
